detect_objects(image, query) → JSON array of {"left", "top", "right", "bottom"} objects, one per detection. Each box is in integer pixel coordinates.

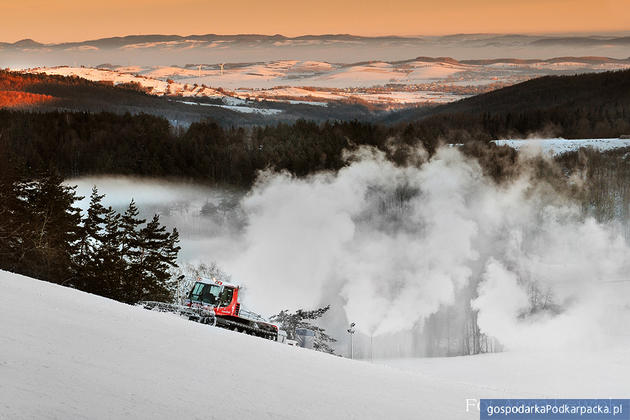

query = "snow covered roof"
[{"left": 195, "top": 275, "right": 238, "bottom": 289}]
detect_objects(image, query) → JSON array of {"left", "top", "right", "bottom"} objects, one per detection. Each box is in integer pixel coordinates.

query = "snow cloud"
[{"left": 69, "top": 145, "right": 630, "bottom": 352}]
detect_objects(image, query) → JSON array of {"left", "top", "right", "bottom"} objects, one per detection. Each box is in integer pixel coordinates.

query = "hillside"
[
  {"left": 386, "top": 69, "right": 630, "bottom": 124},
  {"left": 383, "top": 69, "right": 630, "bottom": 140},
  {"left": 0, "top": 70, "right": 373, "bottom": 126},
  {"left": 0, "top": 270, "right": 492, "bottom": 419},
  {"left": 28, "top": 56, "right": 630, "bottom": 109},
  {"left": 2, "top": 270, "right": 628, "bottom": 418},
  {"left": 433, "top": 68, "right": 630, "bottom": 116},
  {"left": 0, "top": 70, "right": 262, "bottom": 126}
]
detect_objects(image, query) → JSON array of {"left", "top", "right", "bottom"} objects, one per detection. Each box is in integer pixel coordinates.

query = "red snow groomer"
[{"left": 138, "top": 277, "right": 278, "bottom": 340}]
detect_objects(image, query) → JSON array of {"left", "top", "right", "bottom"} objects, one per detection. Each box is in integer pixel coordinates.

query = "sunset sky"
[{"left": 2, "top": 0, "right": 628, "bottom": 43}]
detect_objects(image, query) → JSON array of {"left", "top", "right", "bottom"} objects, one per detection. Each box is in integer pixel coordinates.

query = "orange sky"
[{"left": 3, "top": 0, "right": 628, "bottom": 43}]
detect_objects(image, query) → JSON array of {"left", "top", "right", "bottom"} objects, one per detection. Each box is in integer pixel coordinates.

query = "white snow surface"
[
  {"left": 1, "top": 270, "right": 628, "bottom": 419},
  {"left": 378, "top": 349, "right": 630, "bottom": 398},
  {"left": 24, "top": 58, "right": 630, "bottom": 109},
  {"left": 29, "top": 66, "right": 224, "bottom": 99},
  {"left": 20, "top": 57, "right": 630, "bottom": 110},
  {"left": 176, "top": 100, "right": 283, "bottom": 115},
  {"left": 493, "top": 138, "right": 630, "bottom": 155}
]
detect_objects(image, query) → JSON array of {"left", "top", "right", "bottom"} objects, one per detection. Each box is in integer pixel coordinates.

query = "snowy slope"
[
  {"left": 0, "top": 270, "right": 501, "bottom": 419},
  {"left": 2, "top": 270, "right": 627, "bottom": 419},
  {"left": 28, "top": 66, "right": 227, "bottom": 99}
]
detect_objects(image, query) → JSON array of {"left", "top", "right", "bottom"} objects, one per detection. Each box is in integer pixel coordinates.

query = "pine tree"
[
  {"left": 119, "top": 199, "right": 145, "bottom": 301},
  {"left": 0, "top": 163, "right": 28, "bottom": 272},
  {"left": 21, "top": 173, "right": 82, "bottom": 284},
  {"left": 93, "top": 207, "right": 124, "bottom": 299},
  {"left": 75, "top": 187, "right": 108, "bottom": 292},
  {"left": 120, "top": 199, "right": 145, "bottom": 258},
  {"left": 130, "top": 214, "right": 179, "bottom": 303},
  {"left": 271, "top": 305, "right": 337, "bottom": 353}
]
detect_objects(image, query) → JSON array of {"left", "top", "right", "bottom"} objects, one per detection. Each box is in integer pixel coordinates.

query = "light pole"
[
  {"left": 370, "top": 334, "right": 373, "bottom": 362},
  {"left": 347, "top": 322, "right": 356, "bottom": 360}
]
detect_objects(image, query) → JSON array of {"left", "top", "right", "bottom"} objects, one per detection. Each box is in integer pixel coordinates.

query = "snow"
[
  {"left": 217, "top": 105, "right": 282, "bottom": 115},
  {"left": 222, "top": 96, "right": 248, "bottom": 106},
  {"left": 378, "top": 348, "right": 630, "bottom": 397},
  {"left": 21, "top": 57, "right": 630, "bottom": 109},
  {"left": 2, "top": 270, "right": 628, "bottom": 419},
  {"left": 284, "top": 99, "right": 328, "bottom": 107},
  {"left": 176, "top": 100, "right": 283, "bottom": 115},
  {"left": 493, "top": 138, "right": 630, "bottom": 155},
  {"left": 31, "top": 66, "right": 171, "bottom": 94},
  {"left": 29, "top": 66, "right": 226, "bottom": 100}
]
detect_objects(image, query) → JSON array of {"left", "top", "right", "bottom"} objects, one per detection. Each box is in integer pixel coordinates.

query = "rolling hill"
[
  {"left": 386, "top": 68, "right": 630, "bottom": 123},
  {"left": 382, "top": 69, "right": 630, "bottom": 140},
  {"left": 0, "top": 70, "right": 373, "bottom": 126}
]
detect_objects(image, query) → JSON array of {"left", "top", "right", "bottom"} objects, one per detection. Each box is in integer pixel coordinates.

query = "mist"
[{"left": 69, "top": 145, "right": 630, "bottom": 357}]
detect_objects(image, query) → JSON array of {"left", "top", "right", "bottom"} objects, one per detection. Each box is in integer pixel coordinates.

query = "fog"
[{"left": 69, "top": 145, "right": 630, "bottom": 357}]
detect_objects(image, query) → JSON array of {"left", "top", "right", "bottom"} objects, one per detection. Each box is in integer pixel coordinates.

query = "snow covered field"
[
  {"left": 28, "top": 66, "right": 225, "bottom": 99},
  {"left": 494, "top": 138, "right": 630, "bottom": 155},
  {"left": 2, "top": 270, "right": 628, "bottom": 419},
  {"left": 177, "top": 100, "right": 283, "bottom": 115},
  {"left": 27, "top": 63, "right": 470, "bottom": 109},
  {"left": 22, "top": 56, "right": 630, "bottom": 109}
]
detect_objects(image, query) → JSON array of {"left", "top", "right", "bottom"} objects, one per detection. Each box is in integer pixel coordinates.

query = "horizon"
[
  {"left": 3, "top": 0, "right": 628, "bottom": 44},
  {"left": 4, "top": 29, "right": 630, "bottom": 45}
]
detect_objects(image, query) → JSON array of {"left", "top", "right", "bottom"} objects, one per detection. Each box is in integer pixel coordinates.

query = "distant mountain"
[
  {"left": 3, "top": 33, "right": 630, "bottom": 68},
  {"left": 460, "top": 56, "right": 630, "bottom": 65},
  {"left": 3, "top": 33, "right": 630, "bottom": 51},
  {"left": 11, "top": 38, "right": 45, "bottom": 48},
  {"left": 531, "top": 36, "right": 630, "bottom": 47},
  {"left": 1, "top": 34, "right": 419, "bottom": 50}
]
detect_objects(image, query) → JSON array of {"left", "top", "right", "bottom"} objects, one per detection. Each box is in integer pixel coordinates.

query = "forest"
[
  {"left": 387, "top": 68, "right": 630, "bottom": 124},
  {"left": 0, "top": 159, "right": 181, "bottom": 304}
]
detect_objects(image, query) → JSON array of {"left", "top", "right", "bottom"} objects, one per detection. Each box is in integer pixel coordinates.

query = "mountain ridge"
[{"left": 3, "top": 33, "right": 630, "bottom": 50}]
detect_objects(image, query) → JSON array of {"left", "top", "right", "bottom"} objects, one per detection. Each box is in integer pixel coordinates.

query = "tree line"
[
  {"left": 0, "top": 110, "right": 398, "bottom": 186},
  {"left": 0, "top": 162, "right": 180, "bottom": 303}
]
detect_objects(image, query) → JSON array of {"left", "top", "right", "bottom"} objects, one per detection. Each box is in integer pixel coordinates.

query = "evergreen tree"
[
  {"left": 271, "top": 305, "right": 337, "bottom": 353},
  {"left": 0, "top": 168, "right": 182, "bottom": 305},
  {"left": 130, "top": 214, "right": 179, "bottom": 303},
  {"left": 75, "top": 187, "right": 108, "bottom": 291},
  {"left": 119, "top": 199, "right": 145, "bottom": 300},
  {"left": 0, "top": 162, "right": 28, "bottom": 272},
  {"left": 93, "top": 207, "right": 124, "bottom": 299},
  {"left": 21, "top": 173, "right": 82, "bottom": 284},
  {"left": 120, "top": 199, "right": 145, "bottom": 259}
]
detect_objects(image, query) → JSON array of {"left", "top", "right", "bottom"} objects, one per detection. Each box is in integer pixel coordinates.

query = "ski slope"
[{"left": 1, "top": 270, "right": 627, "bottom": 419}]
